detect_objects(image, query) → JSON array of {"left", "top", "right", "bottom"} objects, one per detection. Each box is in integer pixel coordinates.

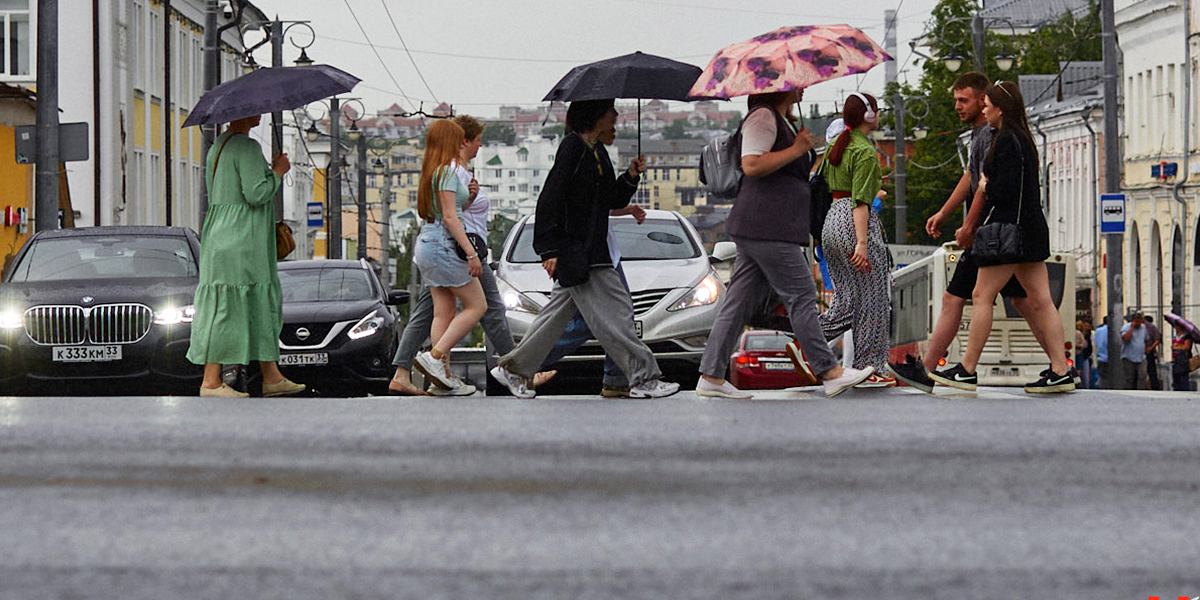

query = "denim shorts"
[{"left": 413, "top": 222, "right": 472, "bottom": 287}]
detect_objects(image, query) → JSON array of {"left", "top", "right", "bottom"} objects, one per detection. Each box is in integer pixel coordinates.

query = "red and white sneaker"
[
  {"left": 785, "top": 341, "right": 818, "bottom": 385},
  {"left": 855, "top": 373, "right": 897, "bottom": 388}
]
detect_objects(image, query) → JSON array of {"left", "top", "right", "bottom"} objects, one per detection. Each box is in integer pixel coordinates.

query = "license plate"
[
  {"left": 763, "top": 361, "right": 792, "bottom": 370},
  {"left": 53, "top": 345, "right": 122, "bottom": 363},
  {"left": 635, "top": 321, "right": 642, "bottom": 338},
  {"left": 279, "top": 353, "right": 329, "bottom": 366}
]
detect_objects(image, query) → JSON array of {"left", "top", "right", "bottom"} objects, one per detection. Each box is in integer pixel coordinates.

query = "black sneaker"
[
  {"left": 888, "top": 355, "right": 935, "bottom": 393},
  {"left": 928, "top": 363, "right": 977, "bottom": 391},
  {"left": 1040, "top": 366, "right": 1082, "bottom": 386},
  {"left": 1026, "top": 369, "right": 1076, "bottom": 393}
]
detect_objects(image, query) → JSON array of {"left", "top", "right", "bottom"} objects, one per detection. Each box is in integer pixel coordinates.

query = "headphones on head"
[{"left": 850, "top": 92, "right": 877, "bottom": 124}]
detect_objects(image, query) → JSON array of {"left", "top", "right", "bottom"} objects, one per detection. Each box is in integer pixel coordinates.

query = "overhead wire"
[
  {"left": 379, "top": 1, "right": 440, "bottom": 106},
  {"left": 341, "top": 0, "right": 419, "bottom": 113}
]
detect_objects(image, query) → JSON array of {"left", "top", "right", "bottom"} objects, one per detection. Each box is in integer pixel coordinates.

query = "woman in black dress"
[{"left": 930, "top": 80, "right": 1073, "bottom": 393}]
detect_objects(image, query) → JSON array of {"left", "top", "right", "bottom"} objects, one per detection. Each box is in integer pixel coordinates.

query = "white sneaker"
[
  {"left": 428, "top": 380, "right": 477, "bottom": 396},
  {"left": 695, "top": 378, "right": 753, "bottom": 399},
  {"left": 414, "top": 351, "right": 454, "bottom": 389},
  {"left": 489, "top": 365, "right": 535, "bottom": 399},
  {"left": 629, "top": 379, "right": 681, "bottom": 399},
  {"left": 822, "top": 366, "right": 875, "bottom": 398}
]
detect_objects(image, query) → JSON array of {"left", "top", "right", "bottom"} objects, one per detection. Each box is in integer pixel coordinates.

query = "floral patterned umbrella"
[{"left": 689, "top": 25, "right": 892, "bottom": 99}]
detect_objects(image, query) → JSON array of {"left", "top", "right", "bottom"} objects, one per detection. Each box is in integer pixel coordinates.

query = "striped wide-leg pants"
[{"left": 818, "top": 199, "right": 892, "bottom": 371}]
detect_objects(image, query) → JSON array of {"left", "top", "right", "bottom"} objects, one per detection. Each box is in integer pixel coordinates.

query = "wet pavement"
[{"left": 1, "top": 386, "right": 1198, "bottom": 599}]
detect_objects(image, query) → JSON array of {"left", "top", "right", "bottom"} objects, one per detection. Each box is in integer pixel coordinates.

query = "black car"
[
  {"left": 0, "top": 226, "right": 203, "bottom": 395},
  {"left": 276, "top": 259, "right": 408, "bottom": 396}
]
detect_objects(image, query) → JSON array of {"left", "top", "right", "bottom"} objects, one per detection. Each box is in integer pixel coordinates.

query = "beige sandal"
[
  {"left": 532, "top": 370, "right": 558, "bottom": 389},
  {"left": 388, "top": 378, "right": 428, "bottom": 396}
]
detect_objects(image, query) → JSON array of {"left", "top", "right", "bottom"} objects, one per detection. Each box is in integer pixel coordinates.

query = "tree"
[
  {"left": 663, "top": 118, "right": 693, "bottom": 139},
  {"left": 482, "top": 124, "right": 515, "bottom": 145},
  {"left": 541, "top": 124, "right": 565, "bottom": 136},
  {"left": 893, "top": 0, "right": 1101, "bottom": 245}
]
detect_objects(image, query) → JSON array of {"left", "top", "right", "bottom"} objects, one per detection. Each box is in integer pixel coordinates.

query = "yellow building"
[
  {"left": 616, "top": 139, "right": 708, "bottom": 216},
  {"left": 0, "top": 84, "right": 35, "bottom": 272}
]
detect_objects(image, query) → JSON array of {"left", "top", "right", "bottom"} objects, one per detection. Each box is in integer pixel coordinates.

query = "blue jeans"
[{"left": 537, "top": 263, "right": 630, "bottom": 388}]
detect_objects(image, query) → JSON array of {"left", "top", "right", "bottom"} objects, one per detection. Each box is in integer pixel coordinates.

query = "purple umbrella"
[
  {"left": 1164, "top": 312, "right": 1200, "bottom": 343},
  {"left": 182, "top": 64, "right": 360, "bottom": 127}
]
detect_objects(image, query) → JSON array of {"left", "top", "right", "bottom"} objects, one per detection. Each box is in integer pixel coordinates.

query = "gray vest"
[{"left": 726, "top": 107, "right": 814, "bottom": 245}]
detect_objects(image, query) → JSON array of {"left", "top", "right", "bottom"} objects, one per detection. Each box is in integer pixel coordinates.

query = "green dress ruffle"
[{"left": 186, "top": 131, "right": 283, "bottom": 366}]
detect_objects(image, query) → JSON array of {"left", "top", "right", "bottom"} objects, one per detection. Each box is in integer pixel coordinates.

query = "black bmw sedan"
[
  {"left": 276, "top": 259, "right": 408, "bottom": 396},
  {"left": 0, "top": 226, "right": 203, "bottom": 395}
]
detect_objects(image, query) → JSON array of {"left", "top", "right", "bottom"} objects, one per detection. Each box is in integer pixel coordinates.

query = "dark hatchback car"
[
  {"left": 276, "top": 259, "right": 408, "bottom": 396},
  {"left": 0, "top": 226, "right": 203, "bottom": 395}
]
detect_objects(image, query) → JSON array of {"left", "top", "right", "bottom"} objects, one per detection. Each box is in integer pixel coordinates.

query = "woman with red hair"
[{"left": 818, "top": 92, "right": 894, "bottom": 387}]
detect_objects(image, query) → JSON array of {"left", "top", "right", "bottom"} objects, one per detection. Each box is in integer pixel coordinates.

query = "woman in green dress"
[{"left": 186, "top": 114, "right": 305, "bottom": 398}]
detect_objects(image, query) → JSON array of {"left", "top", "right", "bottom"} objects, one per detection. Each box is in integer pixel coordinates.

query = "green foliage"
[
  {"left": 663, "top": 118, "right": 694, "bottom": 139},
  {"left": 482, "top": 124, "right": 516, "bottom": 145},
  {"left": 541, "top": 124, "right": 566, "bottom": 136}
]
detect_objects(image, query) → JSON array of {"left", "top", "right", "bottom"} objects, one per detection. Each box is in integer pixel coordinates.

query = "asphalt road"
[{"left": 1, "top": 386, "right": 1198, "bottom": 599}]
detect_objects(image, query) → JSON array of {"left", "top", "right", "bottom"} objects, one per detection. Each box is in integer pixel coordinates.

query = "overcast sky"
[{"left": 248, "top": 0, "right": 943, "bottom": 120}]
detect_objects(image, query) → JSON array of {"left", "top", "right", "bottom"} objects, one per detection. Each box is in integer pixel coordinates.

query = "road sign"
[
  {"left": 307, "top": 202, "right": 323, "bottom": 227},
  {"left": 1099, "top": 193, "right": 1125, "bottom": 234},
  {"left": 13, "top": 122, "right": 90, "bottom": 163}
]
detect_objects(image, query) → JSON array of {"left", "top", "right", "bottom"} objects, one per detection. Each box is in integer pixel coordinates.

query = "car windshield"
[
  {"left": 279, "top": 268, "right": 376, "bottom": 302},
  {"left": 745, "top": 333, "right": 792, "bottom": 351},
  {"left": 7, "top": 235, "right": 197, "bottom": 281},
  {"left": 507, "top": 217, "right": 700, "bottom": 263}
]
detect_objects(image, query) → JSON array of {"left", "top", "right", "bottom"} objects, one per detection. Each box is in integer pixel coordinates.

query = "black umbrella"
[
  {"left": 182, "top": 64, "right": 360, "bottom": 127},
  {"left": 543, "top": 51, "right": 703, "bottom": 154}
]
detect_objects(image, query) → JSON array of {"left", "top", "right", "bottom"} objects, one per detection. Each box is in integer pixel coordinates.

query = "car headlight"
[
  {"left": 154, "top": 305, "right": 196, "bottom": 325},
  {"left": 496, "top": 277, "right": 541, "bottom": 314},
  {"left": 348, "top": 310, "right": 385, "bottom": 340},
  {"left": 0, "top": 309, "right": 23, "bottom": 329},
  {"left": 667, "top": 274, "right": 721, "bottom": 312}
]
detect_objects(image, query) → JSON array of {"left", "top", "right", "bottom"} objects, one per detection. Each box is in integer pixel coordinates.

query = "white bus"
[{"left": 890, "top": 243, "right": 1077, "bottom": 386}]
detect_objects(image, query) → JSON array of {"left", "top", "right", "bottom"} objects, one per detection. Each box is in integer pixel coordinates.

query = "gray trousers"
[
  {"left": 392, "top": 264, "right": 514, "bottom": 369},
  {"left": 700, "top": 237, "right": 839, "bottom": 380},
  {"left": 498, "top": 266, "right": 661, "bottom": 385}
]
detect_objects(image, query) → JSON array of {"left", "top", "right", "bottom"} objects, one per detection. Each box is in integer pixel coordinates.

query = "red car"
[{"left": 729, "top": 330, "right": 808, "bottom": 390}]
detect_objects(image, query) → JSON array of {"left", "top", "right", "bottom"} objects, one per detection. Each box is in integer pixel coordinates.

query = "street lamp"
[
  {"left": 303, "top": 97, "right": 363, "bottom": 260},
  {"left": 892, "top": 94, "right": 930, "bottom": 243}
]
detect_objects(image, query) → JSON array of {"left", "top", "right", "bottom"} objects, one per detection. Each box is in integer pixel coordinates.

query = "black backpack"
[{"left": 809, "top": 159, "right": 833, "bottom": 246}]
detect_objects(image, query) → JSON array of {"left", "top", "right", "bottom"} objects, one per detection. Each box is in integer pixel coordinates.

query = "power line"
[
  {"left": 379, "top": 1, "right": 439, "bottom": 106},
  {"left": 315, "top": 33, "right": 716, "bottom": 64},
  {"left": 340, "top": 0, "right": 419, "bottom": 112}
]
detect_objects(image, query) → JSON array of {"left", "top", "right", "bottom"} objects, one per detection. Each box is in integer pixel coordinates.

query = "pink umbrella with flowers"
[{"left": 689, "top": 24, "right": 892, "bottom": 99}]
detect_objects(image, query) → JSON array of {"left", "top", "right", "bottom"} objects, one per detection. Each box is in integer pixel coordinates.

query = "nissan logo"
[{"left": 295, "top": 327, "right": 311, "bottom": 341}]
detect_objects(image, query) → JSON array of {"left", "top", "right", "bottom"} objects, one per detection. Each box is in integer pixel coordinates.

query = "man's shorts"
[{"left": 945, "top": 248, "right": 1027, "bottom": 300}]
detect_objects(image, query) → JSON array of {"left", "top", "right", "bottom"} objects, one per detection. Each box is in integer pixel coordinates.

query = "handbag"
[
  {"left": 972, "top": 137, "right": 1025, "bottom": 266},
  {"left": 454, "top": 232, "right": 489, "bottom": 262},
  {"left": 1190, "top": 354, "right": 1200, "bottom": 372},
  {"left": 213, "top": 133, "right": 294, "bottom": 261}
]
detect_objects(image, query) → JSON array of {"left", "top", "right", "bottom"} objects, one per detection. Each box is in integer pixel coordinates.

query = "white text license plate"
[
  {"left": 279, "top": 353, "right": 329, "bottom": 366},
  {"left": 53, "top": 345, "right": 122, "bottom": 363},
  {"left": 763, "top": 361, "right": 792, "bottom": 370}
]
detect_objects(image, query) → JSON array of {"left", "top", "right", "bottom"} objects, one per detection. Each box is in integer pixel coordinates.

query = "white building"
[
  {"left": 474, "top": 135, "right": 624, "bottom": 220},
  {"left": 2, "top": 0, "right": 264, "bottom": 230},
  {"left": 1115, "top": 0, "right": 1199, "bottom": 324}
]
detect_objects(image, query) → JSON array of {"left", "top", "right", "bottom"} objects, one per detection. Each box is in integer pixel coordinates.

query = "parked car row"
[{"left": 2, "top": 213, "right": 800, "bottom": 396}]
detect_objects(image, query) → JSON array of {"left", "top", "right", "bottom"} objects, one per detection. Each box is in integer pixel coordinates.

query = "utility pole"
[
  {"left": 200, "top": 0, "right": 219, "bottom": 226},
  {"left": 328, "top": 97, "right": 342, "bottom": 259},
  {"left": 886, "top": 9, "right": 906, "bottom": 243},
  {"left": 357, "top": 134, "right": 367, "bottom": 260},
  {"left": 269, "top": 18, "right": 285, "bottom": 220},
  {"left": 35, "top": 0, "right": 60, "bottom": 232},
  {"left": 971, "top": 13, "right": 986, "bottom": 74},
  {"left": 380, "top": 163, "right": 392, "bottom": 287},
  {"left": 1102, "top": 0, "right": 1125, "bottom": 388}
]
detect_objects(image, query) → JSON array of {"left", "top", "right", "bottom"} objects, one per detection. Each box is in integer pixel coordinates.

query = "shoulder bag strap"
[
  {"left": 211, "top": 133, "right": 237, "bottom": 178},
  {"left": 982, "top": 133, "right": 1024, "bottom": 226}
]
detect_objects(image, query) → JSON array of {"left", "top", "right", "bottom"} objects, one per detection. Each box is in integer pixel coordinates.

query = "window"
[
  {"left": 0, "top": 0, "right": 32, "bottom": 77},
  {"left": 508, "top": 186, "right": 516, "bottom": 192},
  {"left": 149, "top": 7, "right": 162, "bottom": 97},
  {"left": 132, "top": 1, "right": 144, "bottom": 90},
  {"left": 508, "top": 170, "right": 516, "bottom": 178},
  {"left": 408, "top": 190, "right": 417, "bottom": 203},
  {"left": 518, "top": 184, "right": 528, "bottom": 192},
  {"left": 532, "top": 170, "right": 540, "bottom": 177},
  {"left": 662, "top": 169, "right": 671, "bottom": 181}
]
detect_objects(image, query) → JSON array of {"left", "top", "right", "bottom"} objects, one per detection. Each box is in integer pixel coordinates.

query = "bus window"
[{"left": 1000, "top": 263, "right": 1066, "bottom": 318}]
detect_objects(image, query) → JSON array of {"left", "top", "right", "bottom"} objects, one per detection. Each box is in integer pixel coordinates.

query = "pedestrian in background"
[
  {"left": 1144, "top": 315, "right": 1162, "bottom": 390},
  {"left": 932, "top": 81, "right": 1073, "bottom": 393},
  {"left": 187, "top": 113, "right": 305, "bottom": 398},
  {"left": 1093, "top": 317, "right": 1109, "bottom": 389},
  {"left": 490, "top": 99, "right": 679, "bottom": 399},
  {"left": 695, "top": 89, "right": 873, "bottom": 399},
  {"left": 818, "top": 92, "right": 893, "bottom": 387},
  {"left": 1120, "top": 312, "right": 1149, "bottom": 390},
  {"left": 389, "top": 115, "right": 554, "bottom": 396},
  {"left": 409, "top": 119, "right": 488, "bottom": 393},
  {"left": 1075, "top": 320, "right": 1092, "bottom": 389},
  {"left": 1171, "top": 322, "right": 1194, "bottom": 391}
]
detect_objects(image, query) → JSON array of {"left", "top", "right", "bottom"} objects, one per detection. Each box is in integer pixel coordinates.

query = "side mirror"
[
  {"left": 709, "top": 241, "right": 737, "bottom": 263},
  {"left": 386, "top": 289, "right": 410, "bottom": 305}
]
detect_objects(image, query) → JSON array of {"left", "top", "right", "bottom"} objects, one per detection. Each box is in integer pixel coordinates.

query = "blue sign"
[
  {"left": 1099, "top": 193, "right": 1125, "bottom": 234},
  {"left": 307, "top": 202, "right": 323, "bottom": 227}
]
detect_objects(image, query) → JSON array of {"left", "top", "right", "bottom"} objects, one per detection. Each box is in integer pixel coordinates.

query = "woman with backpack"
[
  {"left": 817, "top": 92, "right": 895, "bottom": 387},
  {"left": 695, "top": 89, "right": 874, "bottom": 399}
]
